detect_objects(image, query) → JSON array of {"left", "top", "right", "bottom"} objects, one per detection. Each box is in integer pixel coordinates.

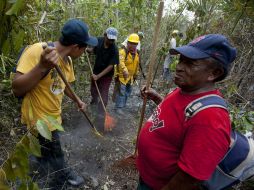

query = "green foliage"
[
  {"left": 230, "top": 107, "right": 254, "bottom": 133},
  {"left": 36, "top": 119, "right": 52, "bottom": 141},
  {"left": 64, "top": 0, "right": 158, "bottom": 42},
  {"left": 35, "top": 116, "right": 64, "bottom": 140},
  {"left": 5, "top": 0, "right": 25, "bottom": 16},
  {"left": 169, "top": 58, "right": 179, "bottom": 72},
  {"left": 46, "top": 116, "right": 64, "bottom": 132},
  {"left": 0, "top": 116, "right": 64, "bottom": 189}
]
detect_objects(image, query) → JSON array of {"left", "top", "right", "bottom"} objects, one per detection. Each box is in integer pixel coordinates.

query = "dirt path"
[{"left": 60, "top": 83, "right": 145, "bottom": 190}]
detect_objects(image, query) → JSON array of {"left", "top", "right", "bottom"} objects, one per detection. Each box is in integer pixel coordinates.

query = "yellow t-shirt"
[{"left": 16, "top": 43, "right": 75, "bottom": 131}]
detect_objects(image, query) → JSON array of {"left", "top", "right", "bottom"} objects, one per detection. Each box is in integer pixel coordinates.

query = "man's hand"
[
  {"left": 91, "top": 74, "right": 100, "bottom": 81},
  {"left": 141, "top": 86, "right": 163, "bottom": 105},
  {"left": 39, "top": 46, "right": 59, "bottom": 72},
  {"left": 160, "top": 169, "right": 201, "bottom": 190},
  {"left": 123, "top": 70, "right": 129, "bottom": 80},
  {"left": 141, "top": 86, "right": 158, "bottom": 100},
  {"left": 77, "top": 100, "right": 87, "bottom": 111}
]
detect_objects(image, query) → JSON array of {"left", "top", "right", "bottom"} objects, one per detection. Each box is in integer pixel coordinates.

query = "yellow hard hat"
[
  {"left": 172, "top": 30, "right": 179, "bottom": 34},
  {"left": 128, "top": 33, "right": 140, "bottom": 43}
]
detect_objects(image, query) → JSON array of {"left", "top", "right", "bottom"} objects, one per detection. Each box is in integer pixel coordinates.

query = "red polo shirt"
[{"left": 136, "top": 88, "right": 231, "bottom": 190}]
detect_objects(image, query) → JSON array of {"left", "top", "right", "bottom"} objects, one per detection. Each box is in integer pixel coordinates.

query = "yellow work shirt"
[
  {"left": 16, "top": 43, "right": 75, "bottom": 131},
  {"left": 116, "top": 48, "right": 139, "bottom": 85}
]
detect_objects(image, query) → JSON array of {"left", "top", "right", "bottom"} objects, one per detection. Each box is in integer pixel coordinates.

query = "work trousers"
[
  {"left": 114, "top": 80, "right": 133, "bottom": 108},
  {"left": 90, "top": 76, "right": 112, "bottom": 114},
  {"left": 37, "top": 131, "right": 69, "bottom": 188}
]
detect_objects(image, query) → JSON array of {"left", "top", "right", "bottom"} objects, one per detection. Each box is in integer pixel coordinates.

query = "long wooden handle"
[
  {"left": 55, "top": 65, "right": 97, "bottom": 131},
  {"left": 135, "top": 0, "right": 164, "bottom": 155},
  {"left": 85, "top": 51, "right": 107, "bottom": 112}
]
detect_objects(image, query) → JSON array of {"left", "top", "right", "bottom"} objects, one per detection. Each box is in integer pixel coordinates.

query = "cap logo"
[
  {"left": 108, "top": 31, "right": 116, "bottom": 35},
  {"left": 190, "top": 35, "right": 206, "bottom": 45},
  {"left": 213, "top": 52, "right": 222, "bottom": 57}
]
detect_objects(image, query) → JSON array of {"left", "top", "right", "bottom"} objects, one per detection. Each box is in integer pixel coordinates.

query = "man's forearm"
[
  {"left": 12, "top": 64, "right": 49, "bottom": 97},
  {"left": 153, "top": 93, "right": 164, "bottom": 105},
  {"left": 97, "top": 65, "right": 113, "bottom": 79},
  {"left": 161, "top": 170, "right": 201, "bottom": 190}
]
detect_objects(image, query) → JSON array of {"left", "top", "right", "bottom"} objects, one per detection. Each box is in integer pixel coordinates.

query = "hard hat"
[
  {"left": 172, "top": 30, "right": 179, "bottom": 34},
  {"left": 138, "top": 31, "right": 144, "bottom": 38},
  {"left": 128, "top": 33, "right": 140, "bottom": 43}
]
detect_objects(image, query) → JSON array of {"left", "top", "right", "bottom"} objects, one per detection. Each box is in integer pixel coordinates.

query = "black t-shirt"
[{"left": 93, "top": 37, "right": 119, "bottom": 77}]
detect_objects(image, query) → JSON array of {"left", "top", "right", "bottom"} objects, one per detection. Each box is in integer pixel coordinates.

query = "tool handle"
[
  {"left": 85, "top": 51, "right": 107, "bottom": 112},
  {"left": 42, "top": 44, "right": 99, "bottom": 133},
  {"left": 55, "top": 66, "right": 96, "bottom": 130},
  {"left": 135, "top": 0, "right": 164, "bottom": 155}
]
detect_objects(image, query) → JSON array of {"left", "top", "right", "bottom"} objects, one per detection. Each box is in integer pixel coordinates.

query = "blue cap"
[
  {"left": 170, "top": 34, "right": 237, "bottom": 74},
  {"left": 106, "top": 27, "right": 118, "bottom": 40},
  {"left": 61, "top": 19, "right": 98, "bottom": 46}
]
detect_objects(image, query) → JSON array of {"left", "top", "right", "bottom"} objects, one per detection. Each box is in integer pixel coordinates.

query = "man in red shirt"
[{"left": 136, "top": 34, "right": 237, "bottom": 190}]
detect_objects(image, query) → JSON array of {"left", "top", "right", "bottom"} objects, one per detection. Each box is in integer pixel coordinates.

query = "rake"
[{"left": 85, "top": 51, "right": 116, "bottom": 131}]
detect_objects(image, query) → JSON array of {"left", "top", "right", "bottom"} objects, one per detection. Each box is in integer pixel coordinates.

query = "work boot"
[{"left": 65, "top": 169, "right": 85, "bottom": 186}]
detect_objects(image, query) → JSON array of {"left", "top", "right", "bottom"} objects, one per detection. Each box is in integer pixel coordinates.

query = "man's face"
[
  {"left": 127, "top": 41, "right": 138, "bottom": 54},
  {"left": 69, "top": 45, "right": 86, "bottom": 59},
  {"left": 105, "top": 36, "right": 115, "bottom": 46},
  {"left": 174, "top": 55, "right": 214, "bottom": 92}
]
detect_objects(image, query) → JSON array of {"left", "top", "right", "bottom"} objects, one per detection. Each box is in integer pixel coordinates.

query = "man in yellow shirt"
[
  {"left": 12, "top": 19, "right": 97, "bottom": 189},
  {"left": 114, "top": 33, "right": 140, "bottom": 114}
]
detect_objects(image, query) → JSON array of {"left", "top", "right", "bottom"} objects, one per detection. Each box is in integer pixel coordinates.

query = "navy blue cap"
[
  {"left": 170, "top": 34, "right": 237, "bottom": 74},
  {"left": 61, "top": 19, "right": 98, "bottom": 46}
]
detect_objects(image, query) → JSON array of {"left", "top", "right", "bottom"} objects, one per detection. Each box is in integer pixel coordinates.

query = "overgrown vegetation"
[{"left": 0, "top": 0, "right": 253, "bottom": 189}]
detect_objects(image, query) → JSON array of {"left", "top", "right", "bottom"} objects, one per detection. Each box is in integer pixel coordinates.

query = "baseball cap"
[
  {"left": 61, "top": 19, "right": 98, "bottom": 46},
  {"left": 138, "top": 31, "right": 144, "bottom": 38},
  {"left": 106, "top": 27, "right": 118, "bottom": 40},
  {"left": 170, "top": 34, "right": 237, "bottom": 74}
]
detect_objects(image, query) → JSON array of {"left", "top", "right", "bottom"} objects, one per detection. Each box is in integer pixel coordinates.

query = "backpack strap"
[
  {"left": 219, "top": 130, "right": 250, "bottom": 174},
  {"left": 185, "top": 94, "right": 228, "bottom": 120},
  {"left": 122, "top": 46, "right": 129, "bottom": 61},
  {"left": 185, "top": 94, "right": 253, "bottom": 186}
]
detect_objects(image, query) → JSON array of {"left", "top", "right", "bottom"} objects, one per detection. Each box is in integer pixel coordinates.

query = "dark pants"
[
  {"left": 137, "top": 178, "right": 152, "bottom": 190},
  {"left": 137, "top": 177, "right": 206, "bottom": 190},
  {"left": 37, "top": 131, "right": 68, "bottom": 189},
  {"left": 90, "top": 76, "right": 112, "bottom": 114}
]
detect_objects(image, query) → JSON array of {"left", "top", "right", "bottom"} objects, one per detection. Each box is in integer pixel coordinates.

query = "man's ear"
[
  {"left": 72, "top": 44, "right": 83, "bottom": 50},
  {"left": 72, "top": 44, "right": 79, "bottom": 48},
  {"left": 208, "top": 68, "right": 224, "bottom": 81}
]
